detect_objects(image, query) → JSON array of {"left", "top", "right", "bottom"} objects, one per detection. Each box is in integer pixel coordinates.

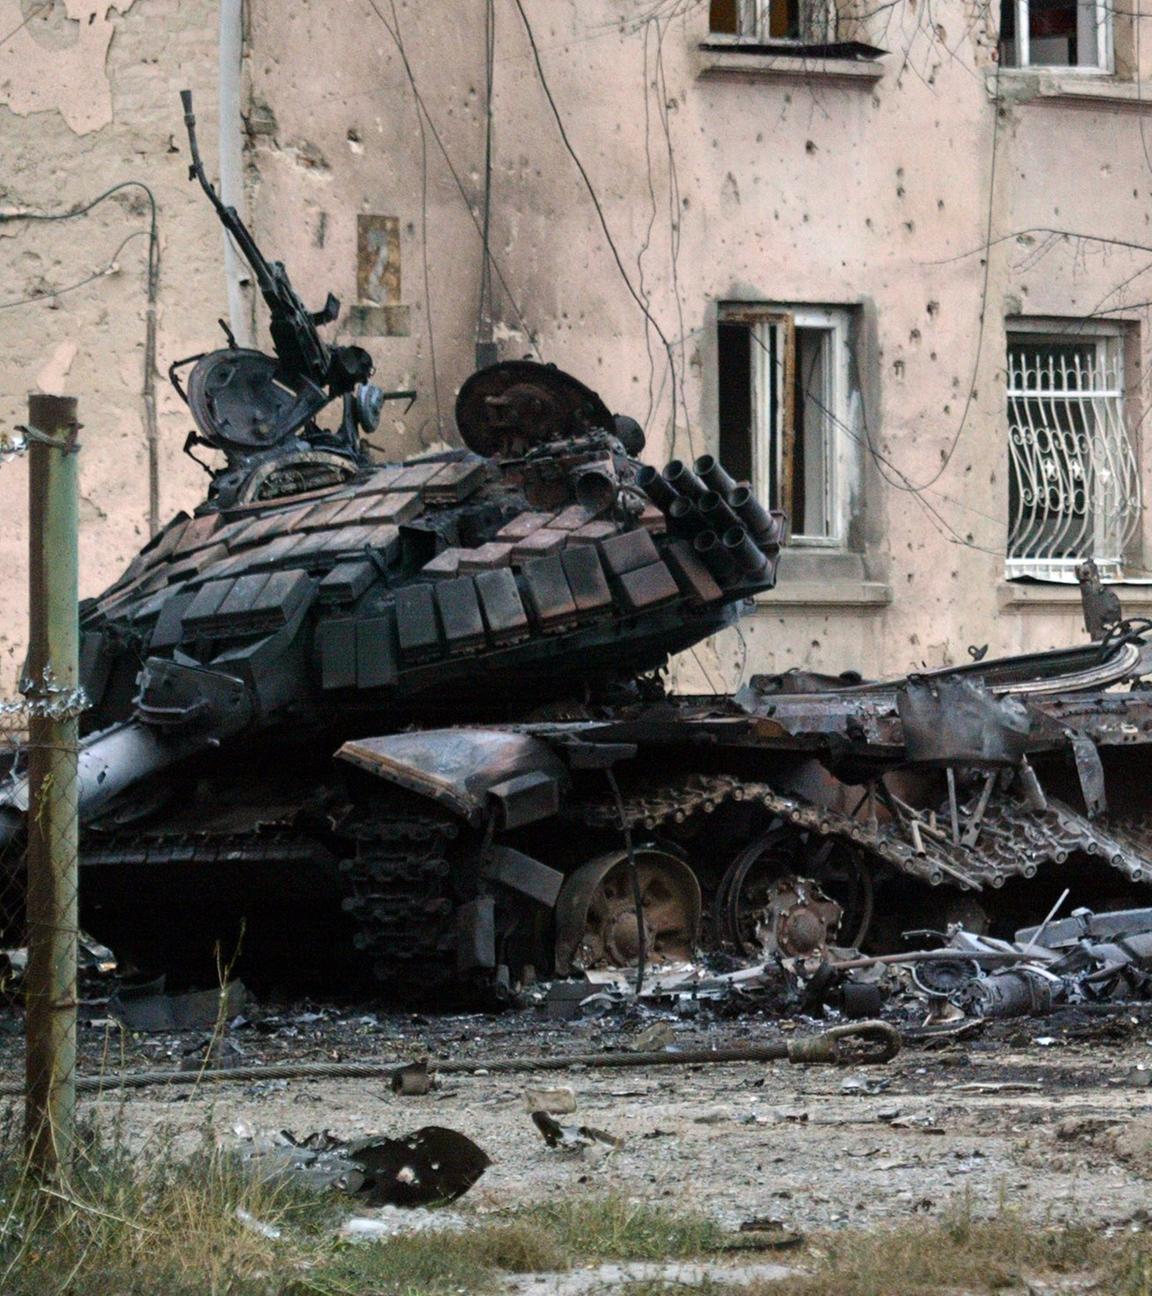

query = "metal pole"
[{"left": 24, "top": 393, "right": 79, "bottom": 1178}]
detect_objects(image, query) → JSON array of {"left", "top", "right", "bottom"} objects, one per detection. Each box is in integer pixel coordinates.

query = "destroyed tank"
[
  {"left": 0, "top": 94, "right": 784, "bottom": 992},
  {"left": 7, "top": 92, "right": 1152, "bottom": 1000}
]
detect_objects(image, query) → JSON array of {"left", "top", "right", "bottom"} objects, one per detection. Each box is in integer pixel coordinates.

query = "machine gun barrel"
[
  {"left": 181, "top": 90, "right": 346, "bottom": 390},
  {"left": 180, "top": 90, "right": 278, "bottom": 302}
]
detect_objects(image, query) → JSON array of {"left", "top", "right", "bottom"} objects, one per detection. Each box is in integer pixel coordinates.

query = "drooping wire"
[
  {"left": 0, "top": 1, "right": 48, "bottom": 50},
  {"left": 0, "top": 180, "right": 161, "bottom": 534},
  {"left": 748, "top": 324, "right": 1005, "bottom": 559},
  {"left": 0, "top": 231, "right": 144, "bottom": 311},
  {"left": 651, "top": 12, "right": 694, "bottom": 455},
  {"left": 511, "top": 0, "right": 682, "bottom": 447},
  {"left": 363, "top": 0, "right": 540, "bottom": 357},
  {"left": 636, "top": 18, "right": 661, "bottom": 432},
  {"left": 385, "top": 0, "right": 445, "bottom": 444}
]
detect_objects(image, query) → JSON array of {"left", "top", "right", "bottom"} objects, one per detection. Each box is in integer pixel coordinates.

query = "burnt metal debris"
[
  {"left": 253, "top": 1126, "right": 491, "bottom": 1206},
  {"left": 831, "top": 904, "right": 1152, "bottom": 1022},
  {"left": 4, "top": 92, "right": 1152, "bottom": 1006}
]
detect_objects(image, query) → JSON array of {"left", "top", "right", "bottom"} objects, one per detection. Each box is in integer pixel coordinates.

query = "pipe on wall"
[{"left": 218, "top": 0, "right": 253, "bottom": 347}]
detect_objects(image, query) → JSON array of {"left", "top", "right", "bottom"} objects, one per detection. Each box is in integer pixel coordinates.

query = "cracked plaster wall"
[
  {"left": 5, "top": 0, "right": 1151, "bottom": 692},
  {"left": 246, "top": 0, "right": 1152, "bottom": 684},
  {"left": 0, "top": 0, "right": 223, "bottom": 689}
]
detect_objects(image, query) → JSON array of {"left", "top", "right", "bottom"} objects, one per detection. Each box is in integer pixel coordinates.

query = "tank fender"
[
  {"left": 481, "top": 844, "right": 564, "bottom": 908},
  {"left": 337, "top": 729, "right": 570, "bottom": 827}
]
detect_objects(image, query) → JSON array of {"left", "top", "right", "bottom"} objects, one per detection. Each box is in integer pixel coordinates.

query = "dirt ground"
[{"left": 3, "top": 995, "right": 1150, "bottom": 1238}]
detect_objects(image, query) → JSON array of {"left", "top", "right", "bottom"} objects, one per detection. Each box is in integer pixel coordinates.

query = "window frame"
[
  {"left": 709, "top": 0, "right": 837, "bottom": 46},
  {"left": 720, "top": 302, "right": 855, "bottom": 550},
  {"left": 1001, "top": 0, "right": 1114, "bottom": 73},
  {"left": 1004, "top": 318, "right": 1139, "bottom": 582}
]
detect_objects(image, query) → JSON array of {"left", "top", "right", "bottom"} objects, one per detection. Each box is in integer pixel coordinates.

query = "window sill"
[
  {"left": 998, "top": 580, "right": 1152, "bottom": 611},
  {"left": 987, "top": 69, "right": 1152, "bottom": 111},
  {"left": 756, "top": 580, "right": 892, "bottom": 608},
  {"left": 698, "top": 46, "right": 885, "bottom": 87}
]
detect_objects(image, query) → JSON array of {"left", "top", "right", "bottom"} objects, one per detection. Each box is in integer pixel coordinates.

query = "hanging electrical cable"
[
  {"left": 363, "top": 0, "right": 539, "bottom": 358},
  {"left": 0, "top": 181, "right": 161, "bottom": 534},
  {"left": 511, "top": 0, "right": 685, "bottom": 452}
]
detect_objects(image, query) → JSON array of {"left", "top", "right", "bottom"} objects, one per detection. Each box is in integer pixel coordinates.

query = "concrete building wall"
[
  {"left": 0, "top": 0, "right": 225, "bottom": 691},
  {"left": 244, "top": 0, "right": 1152, "bottom": 689},
  {"left": 5, "top": 0, "right": 1152, "bottom": 695}
]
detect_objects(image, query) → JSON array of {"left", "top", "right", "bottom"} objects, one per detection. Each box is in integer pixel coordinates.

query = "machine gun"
[{"left": 179, "top": 90, "right": 375, "bottom": 453}]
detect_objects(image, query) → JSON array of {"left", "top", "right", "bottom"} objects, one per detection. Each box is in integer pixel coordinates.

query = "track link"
[
  {"left": 338, "top": 816, "right": 463, "bottom": 987},
  {"left": 578, "top": 773, "right": 1152, "bottom": 892}
]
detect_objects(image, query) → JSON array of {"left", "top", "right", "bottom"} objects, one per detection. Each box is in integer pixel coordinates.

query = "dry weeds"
[{"left": 2, "top": 1121, "right": 1151, "bottom": 1295}]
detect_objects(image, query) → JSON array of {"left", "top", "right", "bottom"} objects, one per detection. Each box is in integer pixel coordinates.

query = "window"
[
  {"left": 709, "top": 0, "right": 835, "bottom": 44},
  {"left": 1006, "top": 325, "right": 1140, "bottom": 582},
  {"left": 718, "top": 304, "right": 856, "bottom": 545},
  {"left": 999, "top": 0, "right": 1112, "bottom": 70}
]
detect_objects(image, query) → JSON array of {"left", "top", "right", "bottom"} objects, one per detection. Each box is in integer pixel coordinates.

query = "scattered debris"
[
  {"left": 531, "top": 1111, "right": 622, "bottom": 1151},
  {"left": 523, "top": 1085, "right": 577, "bottom": 1114},
  {"left": 390, "top": 1060, "right": 432, "bottom": 1095},
  {"left": 235, "top": 1206, "right": 281, "bottom": 1240},
  {"left": 630, "top": 1021, "right": 677, "bottom": 1051},
  {"left": 250, "top": 1125, "right": 491, "bottom": 1206},
  {"left": 340, "top": 1207, "right": 470, "bottom": 1238},
  {"left": 109, "top": 980, "right": 247, "bottom": 1033},
  {"left": 789, "top": 904, "right": 1152, "bottom": 1025},
  {"left": 728, "top": 1218, "right": 806, "bottom": 1251}
]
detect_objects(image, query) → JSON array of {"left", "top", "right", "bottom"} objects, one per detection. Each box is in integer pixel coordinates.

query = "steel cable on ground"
[{"left": 0, "top": 1022, "right": 899, "bottom": 1095}]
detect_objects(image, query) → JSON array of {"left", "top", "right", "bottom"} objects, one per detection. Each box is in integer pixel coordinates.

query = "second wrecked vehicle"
[{"left": 4, "top": 94, "right": 1152, "bottom": 999}]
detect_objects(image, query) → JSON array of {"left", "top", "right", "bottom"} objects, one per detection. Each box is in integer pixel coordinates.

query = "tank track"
[
  {"left": 82, "top": 819, "right": 471, "bottom": 988},
  {"left": 81, "top": 828, "right": 323, "bottom": 868},
  {"left": 577, "top": 773, "right": 1152, "bottom": 892},
  {"left": 338, "top": 815, "right": 464, "bottom": 988}
]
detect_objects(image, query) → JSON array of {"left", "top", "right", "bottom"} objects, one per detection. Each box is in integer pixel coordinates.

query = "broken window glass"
[
  {"left": 999, "top": 0, "right": 1110, "bottom": 70},
  {"left": 717, "top": 305, "right": 855, "bottom": 544},
  {"left": 710, "top": 0, "right": 832, "bottom": 43}
]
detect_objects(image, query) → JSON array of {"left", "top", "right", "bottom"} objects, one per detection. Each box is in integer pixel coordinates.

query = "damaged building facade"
[{"left": 2, "top": 0, "right": 1152, "bottom": 687}]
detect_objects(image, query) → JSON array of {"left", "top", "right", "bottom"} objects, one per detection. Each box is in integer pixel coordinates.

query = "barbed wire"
[{"left": 14, "top": 668, "right": 88, "bottom": 722}]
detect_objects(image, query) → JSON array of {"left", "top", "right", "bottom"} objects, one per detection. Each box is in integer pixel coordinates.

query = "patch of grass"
[
  {"left": 0, "top": 1125, "right": 720, "bottom": 1296},
  {"left": 15, "top": 1129, "right": 1152, "bottom": 1296},
  {"left": 515, "top": 1194, "right": 724, "bottom": 1262},
  {"left": 747, "top": 1202, "right": 1151, "bottom": 1296},
  {"left": 0, "top": 1125, "right": 341, "bottom": 1296}
]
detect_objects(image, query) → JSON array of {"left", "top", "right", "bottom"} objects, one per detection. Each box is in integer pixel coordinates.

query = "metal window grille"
[{"left": 1006, "top": 336, "right": 1140, "bottom": 582}]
